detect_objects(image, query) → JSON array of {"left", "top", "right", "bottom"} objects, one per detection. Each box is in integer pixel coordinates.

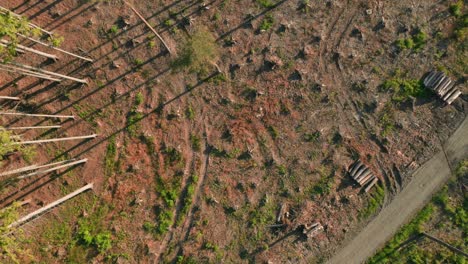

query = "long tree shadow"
[
  {"left": 54, "top": 71, "right": 220, "bottom": 160},
  {"left": 45, "top": 2, "right": 98, "bottom": 31},
  {"left": 216, "top": 0, "right": 288, "bottom": 41},
  {"left": 0, "top": 163, "right": 86, "bottom": 208}
]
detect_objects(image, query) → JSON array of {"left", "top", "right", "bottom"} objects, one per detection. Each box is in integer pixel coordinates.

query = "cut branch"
[
  {"left": 124, "top": 1, "right": 172, "bottom": 55},
  {"left": 0, "top": 112, "right": 74, "bottom": 119},
  {"left": 8, "top": 183, "right": 94, "bottom": 228},
  {"left": 12, "top": 134, "right": 97, "bottom": 145}
]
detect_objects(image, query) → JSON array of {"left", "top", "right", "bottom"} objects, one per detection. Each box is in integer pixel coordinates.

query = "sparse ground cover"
[{"left": 0, "top": 0, "right": 466, "bottom": 263}]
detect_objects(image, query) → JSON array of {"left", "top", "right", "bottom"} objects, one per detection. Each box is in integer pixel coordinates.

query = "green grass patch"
[
  {"left": 395, "top": 29, "right": 428, "bottom": 51},
  {"left": 104, "top": 136, "right": 117, "bottom": 176},
  {"left": 176, "top": 175, "right": 199, "bottom": 225},
  {"left": 359, "top": 184, "right": 385, "bottom": 219}
]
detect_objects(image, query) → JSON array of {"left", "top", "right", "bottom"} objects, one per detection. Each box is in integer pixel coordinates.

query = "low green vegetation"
[
  {"left": 190, "top": 134, "right": 201, "bottom": 151},
  {"left": 395, "top": 30, "right": 428, "bottom": 51},
  {"left": 0, "top": 11, "right": 41, "bottom": 62},
  {"left": 259, "top": 14, "right": 274, "bottom": 31},
  {"left": 126, "top": 93, "right": 145, "bottom": 137},
  {"left": 256, "top": 0, "right": 275, "bottom": 8},
  {"left": 303, "top": 131, "right": 321, "bottom": 142},
  {"left": 0, "top": 128, "right": 36, "bottom": 164},
  {"left": 379, "top": 104, "right": 396, "bottom": 137},
  {"left": 171, "top": 28, "right": 219, "bottom": 74},
  {"left": 359, "top": 184, "right": 385, "bottom": 219},
  {"left": 381, "top": 78, "right": 428, "bottom": 102},
  {"left": 176, "top": 174, "right": 199, "bottom": 225},
  {"left": 309, "top": 166, "right": 335, "bottom": 199},
  {"left": 267, "top": 125, "right": 279, "bottom": 139},
  {"left": 104, "top": 136, "right": 117, "bottom": 176},
  {"left": 449, "top": 1, "right": 463, "bottom": 17},
  {"left": 0, "top": 202, "right": 23, "bottom": 263},
  {"left": 369, "top": 159, "right": 468, "bottom": 263}
]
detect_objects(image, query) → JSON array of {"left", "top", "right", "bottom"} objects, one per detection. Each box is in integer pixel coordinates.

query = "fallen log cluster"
[
  {"left": 424, "top": 71, "right": 461, "bottom": 105},
  {"left": 348, "top": 160, "right": 379, "bottom": 192}
]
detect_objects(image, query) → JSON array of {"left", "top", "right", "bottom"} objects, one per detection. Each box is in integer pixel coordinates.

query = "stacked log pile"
[
  {"left": 348, "top": 160, "right": 379, "bottom": 192},
  {"left": 424, "top": 71, "right": 462, "bottom": 105}
]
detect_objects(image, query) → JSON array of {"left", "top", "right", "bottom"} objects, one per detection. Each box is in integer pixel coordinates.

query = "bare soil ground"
[{"left": 0, "top": 0, "right": 466, "bottom": 263}]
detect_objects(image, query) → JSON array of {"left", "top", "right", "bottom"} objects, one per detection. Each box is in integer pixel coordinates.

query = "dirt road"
[{"left": 327, "top": 115, "right": 468, "bottom": 264}]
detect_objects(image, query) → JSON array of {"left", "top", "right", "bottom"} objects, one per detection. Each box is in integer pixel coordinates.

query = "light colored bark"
[
  {"left": 0, "top": 112, "right": 74, "bottom": 119},
  {"left": 19, "top": 34, "right": 93, "bottom": 62},
  {"left": 5, "top": 125, "right": 61, "bottom": 130},
  {"left": 8, "top": 183, "right": 94, "bottom": 228},
  {"left": 124, "top": 1, "right": 172, "bottom": 54},
  {"left": 12, "top": 134, "right": 97, "bottom": 145},
  {"left": 0, "top": 159, "right": 76, "bottom": 177},
  {"left": 9, "top": 62, "right": 87, "bottom": 84},
  {"left": 0, "top": 40, "right": 58, "bottom": 60},
  {"left": 18, "top": 158, "right": 87, "bottom": 179},
  {"left": 0, "top": 64, "right": 61, "bottom": 82},
  {"left": 0, "top": 96, "right": 20, "bottom": 100}
]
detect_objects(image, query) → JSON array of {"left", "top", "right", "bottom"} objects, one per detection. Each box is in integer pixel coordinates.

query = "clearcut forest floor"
[{"left": 0, "top": 0, "right": 466, "bottom": 263}]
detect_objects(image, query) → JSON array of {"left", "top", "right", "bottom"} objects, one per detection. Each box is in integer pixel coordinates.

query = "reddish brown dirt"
[{"left": 0, "top": 0, "right": 466, "bottom": 263}]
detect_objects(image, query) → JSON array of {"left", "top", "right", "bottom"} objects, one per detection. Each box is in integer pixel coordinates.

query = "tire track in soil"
[
  {"left": 153, "top": 116, "right": 194, "bottom": 262},
  {"left": 156, "top": 117, "right": 211, "bottom": 262},
  {"left": 320, "top": 1, "right": 398, "bottom": 195}
]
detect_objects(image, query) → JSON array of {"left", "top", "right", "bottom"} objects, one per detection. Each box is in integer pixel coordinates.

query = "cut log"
[
  {"left": 9, "top": 62, "right": 87, "bottom": 84},
  {"left": 0, "top": 64, "right": 61, "bottom": 82},
  {"left": 0, "top": 159, "right": 77, "bottom": 177},
  {"left": 0, "top": 40, "right": 58, "bottom": 60},
  {"left": 5, "top": 125, "right": 61, "bottom": 130},
  {"left": 12, "top": 134, "right": 97, "bottom": 145},
  {"left": 8, "top": 183, "right": 93, "bottom": 228},
  {"left": 364, "top": 177, "right": 379, "bottom": 193},
  {"left": 18, "top": 158, "right": 87, "bottom": 179},
  {"left": 124, "top": 1, "right": 172, "bottom": 54},
  {"left": 0, "top": 112, "right": 74, "bottom": 119},
  {"left": 19, "top": 34, "right": 93, "bottom": 62},
  {"left": 0, "top": 96, "right": 20, "bottom": 100}
]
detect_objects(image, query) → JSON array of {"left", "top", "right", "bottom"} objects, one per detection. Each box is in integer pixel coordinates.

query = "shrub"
[
  {"left": 171, "top": 28, "right": 219, "bottom": 73},
  {"left": 259, "top": 15, "right": 274, "bottom": 31},
  {"left": 381, "top": 78, "right": 428, "bottom": 102},
  {"left": 190, "top": 134, "right": 201, "bottom": 151},
  {"left": 256, "top": 0, "right": 275, "bottom": 8},
  {"left": 449, "top": 1, "right": 463, "bottom": 17}
]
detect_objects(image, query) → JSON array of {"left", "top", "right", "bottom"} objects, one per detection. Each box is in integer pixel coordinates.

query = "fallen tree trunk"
[
  {"left": 0, "top": 96, "right": 20, "bottom": 100},
  {"left": 0, "top": 112, "right": 74, "bottom": 119},
  {"left": 5, "top": 125, "right": 61, "bottom": 130},
  {"left": 0, "top": 159, "right": 76, "bottom": 177},
  {"left": 8, "top": 183, "right": 94, "bottom": 228},
  {"left": 124, "top": 1, "right": 172, "bottom": 55},
  {"left": 0, "top": 40, "right": 58, "bottom": 60},
  {"left": 0, "top": 64, "right": 61, "bottom": 82},
  {"left": 12, "top": 134, "right": 97, "bottom": 145},
  {"left": 9, "top": 62, "right": 87, "bottom": 84},
  {"left": 19, "top": 34, "right": 93, "bottom": 62},
  {"left": 18, "top": 158, "right": 88, "bottom": 179}
]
